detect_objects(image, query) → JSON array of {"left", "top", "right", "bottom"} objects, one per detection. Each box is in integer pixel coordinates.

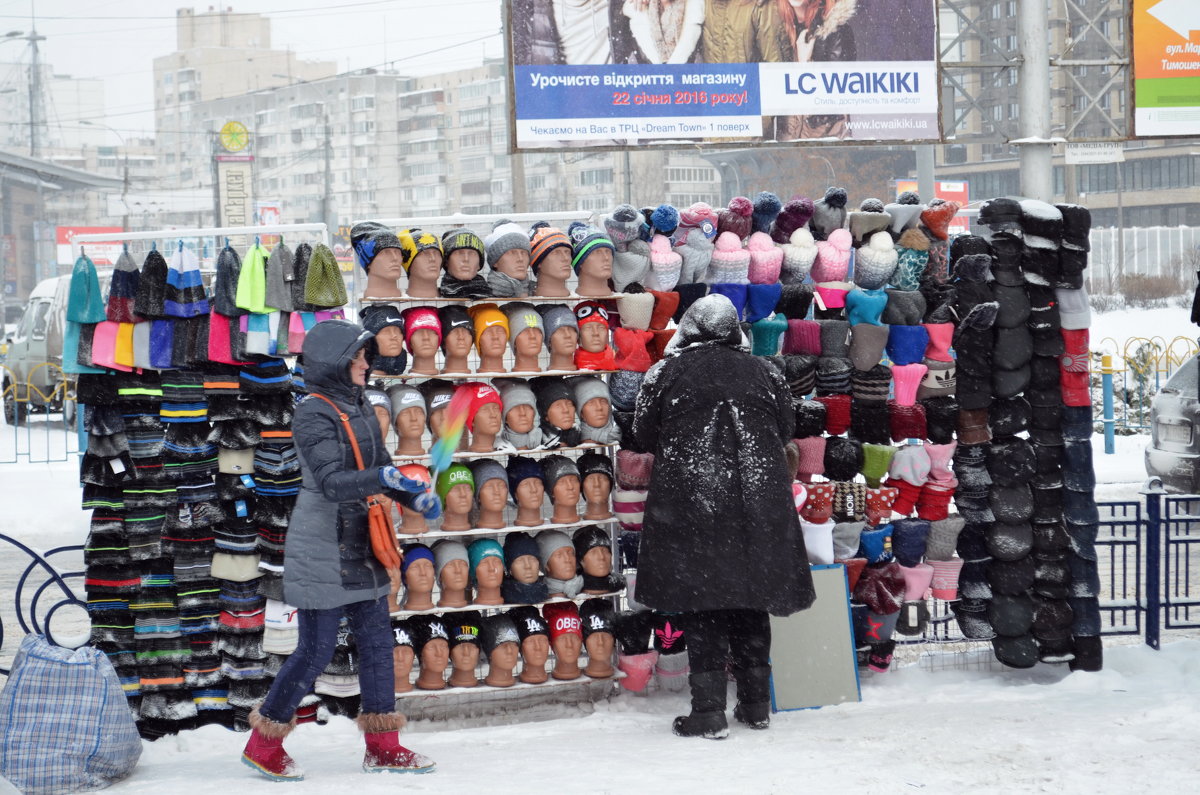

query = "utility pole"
[
  {"left": 322, "top": 113, "right": 334, "bottom": 232},
  {"left": 1017, "top": 0, "right": 1052, "bottom": 201},
  {"left": 26, "top": 28, "right": 44, "bottom": 157}
]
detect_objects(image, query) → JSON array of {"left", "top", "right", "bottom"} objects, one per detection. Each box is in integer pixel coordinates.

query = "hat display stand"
[
  {"left": 70, "top": 223, "right": 333, "bottom": 738},
  {"left": 351, "top": 213, "right": 629, "bottom": 721}
]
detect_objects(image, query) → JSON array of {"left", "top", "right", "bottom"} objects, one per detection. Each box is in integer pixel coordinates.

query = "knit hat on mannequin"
[
  {"left": 528, "top": 225, "right": 571, "bottom": 276},
  {"left": 484, "top": 221, "right": 531, "bottom": 268}
]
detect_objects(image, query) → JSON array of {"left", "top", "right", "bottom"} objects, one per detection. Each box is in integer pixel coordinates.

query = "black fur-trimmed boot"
[
  {"left": 672, "top": 671, "right": 729, "bottom": 740},
  {"left": 732, "top": 665, "right": 772, "bottom": 730}
]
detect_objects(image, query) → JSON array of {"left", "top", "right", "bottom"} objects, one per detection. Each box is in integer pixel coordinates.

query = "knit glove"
[
  {"left": 379, "top": 465, "right": 426, "bottom": 493},
  {"left": 411, "top": 490, "right": 442, "bottom": 521}
]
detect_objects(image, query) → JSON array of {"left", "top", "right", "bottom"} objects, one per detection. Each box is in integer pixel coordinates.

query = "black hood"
[
  {"left": 670, "top": 293, "right": 745, "bottom": 352},
  {"left": 301, "top": 319, "right": 374, "bottom": 401}
]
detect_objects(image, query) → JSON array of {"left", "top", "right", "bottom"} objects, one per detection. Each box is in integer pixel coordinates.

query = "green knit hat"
[
  {"left": 436, "top": 463, "right": 474, "bottom": 505},
  {"left": 861, "top": 443, "right": 897, "bottom": 488}
]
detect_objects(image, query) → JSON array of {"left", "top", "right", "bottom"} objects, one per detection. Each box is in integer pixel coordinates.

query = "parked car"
[
  {"left": 2, "top": 275, "right": 88, "bottom": 427},
  {"left": 1145, "top": 354, "right": 1200, "bottom": 493}
]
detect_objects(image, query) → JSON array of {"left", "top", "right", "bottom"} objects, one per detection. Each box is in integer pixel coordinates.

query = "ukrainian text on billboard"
[
  {"left": 508, "top": 0, "right": 938, "bottom": 150},
  {"left": 1132, "top": 0, "right": 1200, "bottom": 137}
]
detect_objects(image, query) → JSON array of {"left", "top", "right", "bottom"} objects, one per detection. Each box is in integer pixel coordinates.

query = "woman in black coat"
[
  {"left": 630, "top": 294, "right": 814, "bottom": 738},
  {"left": 241, "top": 320, "right": 442, "bottom": 780}
]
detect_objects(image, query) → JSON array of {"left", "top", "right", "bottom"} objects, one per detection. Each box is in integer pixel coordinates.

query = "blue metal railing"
[{"left": 0, "top": 533, "right": 87, "bottom": 675}]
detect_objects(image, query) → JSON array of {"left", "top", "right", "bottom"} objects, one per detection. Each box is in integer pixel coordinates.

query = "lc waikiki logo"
[{"left": 782, "top": 69, "right": 922, "bottom": 97}]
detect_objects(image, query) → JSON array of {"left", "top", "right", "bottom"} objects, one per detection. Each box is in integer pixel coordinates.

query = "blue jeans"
[{"left": 259, "top": 595, "right": 395, "bottom": 723}]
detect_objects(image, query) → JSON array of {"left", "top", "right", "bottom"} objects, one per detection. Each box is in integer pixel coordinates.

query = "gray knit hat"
[
  {"left": 675, "top": 231, "right": 714, "bottom": 286},
  {"left": 570, "top": 375, "right": 609, "bottom": 412},
  {"left": 386, "top": 383, "right": 424, "bottom": 416},
  {"left": 613, "top": 239, "right": 651, "bottom": 291},
  {"left": 780, "top": 227, "right": 819, "bottom": 284},
  {"left": 502, "top": 301, "right": 543, "bottom": 343},
  {"left": 603, "top": 204, "right": 645, "bottom": 246},
  {"left": 432, "top": 539, "right": 470, "bottom": 577},
  {"left": 848, "top": 210, "right": 893, "bottom": 247},
  {"left": 468, "top": 459, "right": 508, "bottom": 498},
  {"left": 537, "top": 303, "right": 578, "bottom": 349},
  {"left": 484, "top": 220, "right": 531, "bottom": 269},
  {"left": 535, "top": 529, "right": 574, "bottom": 568},
  {"left": 494, "top": 378, "right": 538, "bottom": 416},
  {"left": 365, "top": 387, "right": 391, "bottom": 418},
  {"left": 809, "top": 187, "right": 849, "bottom": 241}
]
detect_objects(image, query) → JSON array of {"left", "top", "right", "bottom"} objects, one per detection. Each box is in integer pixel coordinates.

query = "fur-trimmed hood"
[{"left": 815, "top": 0, "right": 857, "bottom": 40}]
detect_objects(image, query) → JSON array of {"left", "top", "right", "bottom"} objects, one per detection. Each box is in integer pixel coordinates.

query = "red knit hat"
[
  {"left": 402, "top": 306, "right": 442, "bottom": 346},
  {"left": 456, "top": 381, "right": 502, "bottom": 431},
  {"left": 543, "top": 601, "right": 582, "bottom": 641}
]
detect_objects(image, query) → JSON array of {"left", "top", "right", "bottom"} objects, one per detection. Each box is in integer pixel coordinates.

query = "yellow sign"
[{"left": 219, "top": 121, "right": 249, "bottom": 152}]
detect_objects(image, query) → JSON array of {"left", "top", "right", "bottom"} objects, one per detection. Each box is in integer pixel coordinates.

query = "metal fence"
[
  {"left": 1086, "top": 226, "right": 1200, "bottom": 291},
  {"left": 0, "top": 361, "right": 80, "bottom": 464}
]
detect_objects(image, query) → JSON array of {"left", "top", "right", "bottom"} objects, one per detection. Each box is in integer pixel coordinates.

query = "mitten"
[
  {"left": 654, "top": 650, "right": 689, "bottom": 692},
  {"left": 617, "top": 651, "right": 658, "bottom": 693},
  {"left": 923, "top": 515, "right": 965, "bottom": 561},
  {"left": 380, "top": 466, "right": 426, "bottom": 493},
  {"left": 925, "top": 442, "right": 958, "bottom": 485},
  {"left": 887, "top": 478, "right": 924, "bottom": 517},
  {"left": 849, "top": 324, "right": 890, "bottom": 371},
  {"left": 888, "top": 401, "right": 927, "bottom": 444},
  {"left": 886, "top": 324, "right": 929, "bottom": 366}
]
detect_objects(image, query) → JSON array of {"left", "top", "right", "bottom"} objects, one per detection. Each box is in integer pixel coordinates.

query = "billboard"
[
  {"left": 56, "top": 226, "right": 123, "bottom": 266},
  {"left": 1133, "top": 0, "right": 1200, "bottom": 137},
  {"left": 506, "top": 0, "right": 939, "bottom": 151},
  {"left": 216, "top": 155, "right": 254, "bottom": 229}
]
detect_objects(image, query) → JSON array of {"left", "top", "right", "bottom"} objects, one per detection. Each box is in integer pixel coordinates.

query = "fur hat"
[
  {"left": 809, "top": 187, "right": 849, "bottom": 241},
  {"left": 811, "top": 228, "right": 852, "bottom": 283},
  {"left": 484, "top": 221, "right": 532, "bottom": 269},
  {"left": 717, "top": 196, "right": 753, "bottom": 239},
  {"left": 751, "top": 191, "right": 782, "bottom": 234},
  {"left": 604, "top": 204, "right": 646, "bottom": 246},
  {"left": 853, "top": 232, "right": 898, "bottom": 289},
  {"left": 771, "top": 197, "right": 816, "bottom": 244}
]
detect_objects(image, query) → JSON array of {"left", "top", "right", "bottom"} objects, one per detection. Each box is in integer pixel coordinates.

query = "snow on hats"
[
  {"left": 809, "top": 187, "right": 849, "bottom": 241},
  {"left": 674, "top": 227, "right": 715, "bottom": 285},
  {"left": 537, "top": 303, "right": 578, "bottom": 347},
  {"left": 441, "top": 227, "right": 485, "bottom": 266},
  {"left": 531, "top": 376, "right": 575, "bottom": 416},
  {"left": 535, "top": 529, "right": 574, "bottom": 568},
  {"left": 540, "top": 454, "right": 580, "bottom": 493},
  {"left": 467, "top": 303, "right": 509, "bottom": 348},
  {"left": 780, "top": 228, "right": 819, "bottom": 284},
  {"left": 528, "top": 224, "right": 571, "bottom": 275},
  {"left": 502, "top": 301, "right": 543, "bottom": 342},
  {"left": 853, "top": 232, "right": 898, "bottom": 290},
  {"left": 771, "top": 197, "right": 815, "bottom": 244},
  {"left": 604, "top": 204, "right": 646, "bottom": 245},
  {"left": 350, "top": 220, "right": 404, "bottom": 271},
  {"left": 456, "top": 381, "right": 502, "bottom": 430},
  {"left": 505, "top": 457, "right": 543, "bottom": 497},
  {"left": 399, "top": 228, "right": 443, "bottom": 271},
  {"left": 361, "top": 303, "right": 405, "bottom": 336},
  {"left": 484, "top": 221, "right": 531, "bottom": 268},
  {"left": 401, "top": 306, "right": 441, "bottom": 346},
  {"left": 435, "top": 463, "right": 474, "bottom": 504},
  {"left": 479, "top": 613, "right": 521, "bottom": 655},
  {"left": 568, "top": 222, "right": 616, "bottom": 273},
  {"left": 503, "top": 531, "right": 541, "bottom": 568},
  {"left": 706, "top": 231, "right": 751, "bottom": 284}
]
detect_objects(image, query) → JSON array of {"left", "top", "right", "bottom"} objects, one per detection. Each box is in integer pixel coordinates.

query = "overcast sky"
[{"left": 0, "top": 0, "right": 503, "bottom": 142}]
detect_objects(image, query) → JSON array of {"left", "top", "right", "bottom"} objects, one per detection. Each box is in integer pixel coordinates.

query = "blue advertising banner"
[{"left": 506, "top": 0, "right": 939, "bottom": 150}]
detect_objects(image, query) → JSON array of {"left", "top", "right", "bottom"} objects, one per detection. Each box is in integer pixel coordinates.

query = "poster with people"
[{"left": 507, "top": 0, "right": 939, "bottom": 150}]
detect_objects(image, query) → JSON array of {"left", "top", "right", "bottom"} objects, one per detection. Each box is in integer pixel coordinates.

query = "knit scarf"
[
  {"left": 439, "top": 273, "right": 492, "bottom": 299},
  {"left": 540, "top": 421, "right": 582, "bottom": 448},
  {"left": 486, "top": 269, "right": 534, "bottom": 298},
  {"left": 501, "top": 426, "right": 545, "bottom": 451},
  {"left": 580, "top": 416, "right": 620, "bottom": 445},
  {"left": 501, "top": 577, "right": 549, "bottom": 605},
  {"left": 544, "top": 574, "right": 584, "bottom": 598},
  {"left": 574, "top": 346, "right": 617, "bottom": 370},
  {"left": 370, "top": 353, "right": 408, "bottom": 376}
]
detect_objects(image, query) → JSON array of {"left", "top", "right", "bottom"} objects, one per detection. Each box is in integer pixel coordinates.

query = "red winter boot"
[
  {"left": 242, "top": 707, "right": 302, "bottom": 782},
  {"left": 359, "top": 712, "right": 435, "bottom": 774}
]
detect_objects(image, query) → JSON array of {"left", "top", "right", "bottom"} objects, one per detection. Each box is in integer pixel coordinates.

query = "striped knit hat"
[{"left": 529, "top": 224, "right": 572, "bottom": 275}]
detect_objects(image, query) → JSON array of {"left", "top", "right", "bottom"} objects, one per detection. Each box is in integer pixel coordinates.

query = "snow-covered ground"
[{"left": 3, "top": 305, "right": 1198, "bottom": 793}]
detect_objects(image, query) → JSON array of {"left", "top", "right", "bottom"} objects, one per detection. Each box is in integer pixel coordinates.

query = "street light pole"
[{"left": 80, "top": 119, "right": 130, "bottom": 232}]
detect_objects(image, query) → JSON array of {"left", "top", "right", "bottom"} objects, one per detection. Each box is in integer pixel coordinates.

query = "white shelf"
[
  {"left": 390, "top": 590, "right": 623, "bottom": 618},
  {"left": 391, "top": 441, "right": 617, "bottom": 466},
  {"left": 398, "top": 516, "right": 617, "bottom": 543}
]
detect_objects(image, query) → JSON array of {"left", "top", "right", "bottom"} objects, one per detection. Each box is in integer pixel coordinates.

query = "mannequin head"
[
  {"left": 473, "top": 403, "right": 502, "bottom": 438},
  {"left": 437, "top": 305, "right": 475, "bottom": 371},
  {"left": 503, "top": 531, "right": 542, "bottom": 585},
  {"left": 400, "top": 544, "right": 436, "bottom": 597},
  {"left": 532, "top": 377, "right": 577, "bottom": 432},
  {"left": 493, "top": 248, "right": 530, "bottom": 281},
  {"left": 462, "top": 381, "right": 503, "bottom": 436},
  {"left": 370, "top": 247, "right": 405, "bottom": 280},
  {"left": 547, "top": 546, "right": 577, "bottom": 580},
  {"left": 408, "top": 247, "right": 443, "bottom": 285},
  {"left": 511, "top": 605, "right": 551, "bottom": 683},
  {"left": 436, "top": 464, "right": 475, "bottom": 513},
  {"left": 478, "top": 326, "right": 508, "bottom": 363},
  {"left": 573, "top": 525, "right": 613, "bottom": 576},
  {"left": 480, "top": 613, "right": 522, "bottom": 686},
  {"left": 402, "top": 306, "right": 442, "bottom": 357},
  {"left": 409, "top": 328, "right": 440, "bottom": 359},
  {"left": 412, "top": 615, "right": 450, "bottom": 672},
  {"left": 578, "top": 246, "right": 613, "bottom": 281},
  {"left": 567, "top": 223, "right": 616, "bottom": 288},
  {"left": 496, "top": 379, "right": 539, "bottom": 437},
  {"left": 374, "top": 325, "right": 405, "bottom": 358},
  {"left": 443, "top": 327, "right": 473, "bottom": 364},
  {"left": 446, "top": 611, "right": 482, "bottom": 687},
  {"left": 550, "top": 326, "right": 579, "bottom": 359},
  {"left": 515, "top": 477, "right": 545, "bottom": 513},
  {"left": 539, "top": 247, "right": 573, "bottom": 283},
  {"left": 581, "top": 397, "right": 611, "bottom": 428},
  {"left": 441, "top": 228, "right": 486, "bottom": 281},
  {"left": 387, "top": 384, "right": 426, "bottom": 451},
  {"left": 583, "top": 472, "right": 611, "bottom": 505},
  {"left": 479, "top": 478, "right": 509, "bottom": 512},
  {"left": 574, "top": 302, "right": 611, "bottom": 353},
  {"left": 364, "top": 388, "right": 391, "bottom": 441},
  {"left": 419, "top": 379, "right": 455, "bottom": 435},
  {"left": 391, "top": 620, "right": 415, "bottom": 691},
  {"left": 572, "top": 376, "right": 612, "bottom": 428},
  {"left": 432, "top": 539, "right": 471, "bottom": 600},
  {"left": 580, "top": 598, "right": 616, "bottom": 677},
  {"left": 552, "top": 475, "right": 581, "bottom": 509}
]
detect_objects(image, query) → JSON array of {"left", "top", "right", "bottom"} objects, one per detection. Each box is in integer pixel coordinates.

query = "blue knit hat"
[
  {"left": 506, "top": 455, "right": 543, "bottom": 496},
  {"left": 503, "top": 531, "right": 541, "bottom": 568},
  {"left": 886, "top": 324, "right": 930, "bottom": 366},
  {"left": 400, "top": 543, "right": 434, "bottom": 576},
  {"left": 467, "top": 538, "right": 504, "bottom": 584},
  {"left": 745, "top": 283, "right": 783, "bottom": 324},
  {"left": 708, "top": 283, "right": 748, "bottom": 320}
]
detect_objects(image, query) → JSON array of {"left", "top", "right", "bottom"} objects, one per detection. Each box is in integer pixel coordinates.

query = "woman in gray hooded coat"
[{"left": 241, "top": 319, "right": 442, "bottom": 781}]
